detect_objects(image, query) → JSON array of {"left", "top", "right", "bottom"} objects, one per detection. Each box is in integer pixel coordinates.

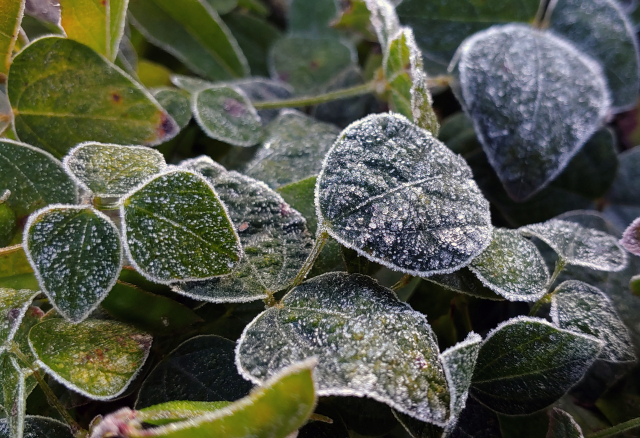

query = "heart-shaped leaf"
[
  {"left": 470, "top": 317, "right": 602, "bottom": 415},
  {"left": 550, "top": 280, "right": 636, "bottom": 363},
  {"left": 121, "top": 170, "right": 242, "bottom": 284},
  {"left": 519, "top": 219, "right": 627, "bottom": 272},
  {"left": 192, "top": 85, "right": 263, "bottom": 147},
  {"left": 0, "top": 140, "right": 77, "bottom": 219},
  {"left": 0, "top": 416, "right": 73, "bottom": 438},
  {"left": 236, "top": 272, "right": 451, "bottom": 426},
  {"left": 458, "top": 24, "right": 611, "bottom": 201},
  {"left": 8, "top": 37, "right": 179, "bottom": 158},
  {"left": 0, "top": 288, "right": 38, "bottom": 353},
  {"left": 0, "top": 0, "right": 24, "bottom": 78},
  {"left": 620, "top": 216, "right": 640, "bottom": 256},
  {"left": 29, "top": 318, "right": 152, "bottom": 400},
  {"left": 316, "top": 113, "right": 492, "bottom": 276},
  {"left": 24, "top": 205, "right": 122, "bottom": 323},
  {"left": 152, "top": 87, "right": 192, "bottom": 130}
]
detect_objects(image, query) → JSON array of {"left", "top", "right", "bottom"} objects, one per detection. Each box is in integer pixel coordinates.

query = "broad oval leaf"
[
  {"left": 236, "top": 272, "right": 452, "bottom": 426},
  {"left": 620, "top": 216, "right": 640, "bottom": 256},
  {"left": 0, "top": 288, "right": 38, "bottom": 353},
  {"left": 192, "top": 85, "right": 263, "bottom": 147},
  {"left": 549, "top": 0, "right": 640, "bottom": 111},
  {"left": 121, "top": 170, "right": 242, "bottom": 284},
  {"left": 28, "top": 318, "right": 152, "bottom": 400},
  {"left": 547, "top": 408, "right": 584, "bottom": 438},
  {"left": 0, "top": 0, "right": 24, "bottom": 78},
  {"left": 8, "top": 37, "right": 179, "bottom": 158},
  {"left": 24, "top": 205, "right": 122, "bottom": 323},
  {"left": 0, "top": 140, "right": 77, "bottom": 219},
  {"left": 470, "top": 317, "right": 602, "bottom": 415},
  {"left": 0, "top": 416, "right": 74, "bottom": 438},
  {"left": 551, "top": 280, "right": 636, "bottom": 363},
  {"left": 63, "top": 143, "right": 167, "bottom": 198},
  {"left": 316, "top": 113, "right": 492, "bottom": 277},
  {"left": 458, "top": 24, "right": 611, "bottom": 201},
  {"left": 519, "top": 219, "right": 627, "bottom": 272},
  {"left": 468, "top": 228, "right": 549, "bottom": 302},
  {"left": 152, "top": 87, "right": 191, "bottom": 130}
]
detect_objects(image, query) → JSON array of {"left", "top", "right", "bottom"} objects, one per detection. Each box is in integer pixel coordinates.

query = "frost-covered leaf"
[
  {"left": 0, "top": 140, "right": 77, "bottom": 219},
  {"left": 8, "top": 37, "right": 179, "bottom": 158},
  {"left": 458, "top": 24, "right": 611, "bottom": 202},
  {"left": 289, "top": 0, "right": 338, "bottom": 38},
  {"left": 24, "top": 205, "right": 122, "bottom": 323},
  {"left": 0, "top": 416, "right": 73, "bottom": 438},
  {"left": 174, "top": 157, "right": 313, "bottom": 302},
  {"left": 621, "top": 216, "right": 640, "bottom": 256},
  {"left": 468, "top": 228, "right": 549, "bottom": 302},
  {"left": 470, "top": 317, "right": 602, "bottom": 415},
  {"left": 29, "top": 319, "right": 152, "bottom": 400},
  {"left": 59, "top": 0, "right": 128, "bottom": 61},
  {"left": 128, "top": 0, "right": 248, "bottom": 81},
  {"left": 192, "top": 85, "right": 263, "bottom": 147},
  {"left": 63, "top": 143, "right": 166, "bottom": 198},
  {"left": 363, "top": 0, "right": 399, "bottom": 52},
  {"left": 243, "top": 110, "right": 340, "bottom": 189},
  {"left": 138, "top": 401, "right": 232, "bottom": 426},
  {"left": 547, "top": 408, "right": 584, "bottom": 438},
  {"left": 519, "top": 219, "right": 627, "bottom": 272},
  {"left": 0, "top": 0, "right": 24, "bottom": 78},
  {"left": 121, "top": 170, "right": 242, "bottom": 284},
  {"left": 136, "top": 335, "right": 252, "bottom": 409},
  {"left": 236, "top": 272, "right": 451, "bottom": 425},
  {"left": 426, "top": 269, "right": 503, "bottom": 301},
  {"left": 549, "top": 0, "right": 640, "bottom": 111},
  {"left": 152, "top": 88, "right": 191, "bottom": 130},
  {"left": 316, "top": 113, "right": 492, "bottom": 276},
  {"left": 0, "top": 288, "right": 38, "bottom": 353},
  {"left": 551, "top": 280, "right": 636, "bottom": 363},
  {"left": 603, "top": 146, "right": 640, "bottom": 230}
]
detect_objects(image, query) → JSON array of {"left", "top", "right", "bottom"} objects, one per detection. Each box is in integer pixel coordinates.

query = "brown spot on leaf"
[
  {"left": 238, "top": 222, "right": 249, "bottom": 232},
  {"left": 131, "top": 333, "right": 153, "bottom": 350},
  {"left": 111, "top": 92, "right": 122, "bottom": 103},
  {"left": 223, "top": 98, "right": 247, "bottom": 118},
  {"left": 156, "top": 113, "right": 177, "bottom": 139}
]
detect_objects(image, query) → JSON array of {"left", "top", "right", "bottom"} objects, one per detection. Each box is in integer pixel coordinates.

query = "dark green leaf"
[
  {"left": 289, "top": 0, "right": 338, "bottom": 37},
  {"left": 152, "top": 88, "right": 192, "bottom": 130},
  {"left": 426, "top": 269, "right": 504, "bottom": 301},
  {"left": 0, "top": 416, "right": 73, "bottom": 438},
  {"left": 204, "top": 0, "right": 237, "bottom": 14},
  {"left": 604, "top": 146, "right": 640, "bottom": 230}
]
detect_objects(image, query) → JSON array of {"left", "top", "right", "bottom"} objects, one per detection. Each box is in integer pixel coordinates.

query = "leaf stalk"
[{"left": 291, "top": 230, "right": 329, "bottom": 287}]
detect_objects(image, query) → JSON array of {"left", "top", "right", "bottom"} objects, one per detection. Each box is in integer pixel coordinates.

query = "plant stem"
[
  {"left": 292, "top": 230, "right": 329, "bottom": 287},
  {"left": 529, "top": 258, "right": 566, "bottom": 316},
  {"left": 391, "top": 274, "right": 414, "bottom": 291},
  {"left": 253, "top": 82, "right": 377, "bottom": 110},
  {"left": 587, "top": 417, "right": 640, "bottom": 438}
]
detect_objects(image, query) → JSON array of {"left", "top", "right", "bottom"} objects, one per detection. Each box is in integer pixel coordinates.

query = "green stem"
[
  {"left": 292, "top": 230, "right": 329, "bottom": 287},
  {"left": 391, "top": 274, "right": 414, "bottom": 291},
  {"left": 529, "top": 258, "right": 566, "bottom": 316},
  {"left": 253, "top": 82, "right": 376, "bottom": 110},
  {"left": 587, "top": 418, "right": 640, "bottom": 438}
]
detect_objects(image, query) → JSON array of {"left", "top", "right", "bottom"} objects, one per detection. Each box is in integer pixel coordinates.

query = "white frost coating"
[
  {"left": 519, "top": 219, "right": 628, "bottom": 272},
  {"left": 0, "top": 289, "right": 39, "bottom": 355},
  {"left": 620, "top": 216, "right": 640, "bottom": 256},
  {"left": 364, "top": 0, "right": 399, "bottom": 52},
  {"left": 458, "top": 24, "right": 612, "bottom": 202},
  {"left": 315, "top": 112, "right": 492, "bottom": 277},
  {"left": 550, "top": 280, "right": 636, "bottom": 362},
  {"left": 62, "top": 142, "right": 167, "bottom": 197},
  {"left": 23, "top": 204, "right": 123, "bottom": 323},
  {"left": 481, "top": 315, "right": 600, "bottom": 346},
  {"left": 0, "top": 190, "right": 9, "bottom": 203}
]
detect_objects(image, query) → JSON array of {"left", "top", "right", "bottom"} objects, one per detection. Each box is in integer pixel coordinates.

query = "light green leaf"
[
  {"left": 0, "top": 416, "right": 73, "bottom": 438},
  {"left": 59, "top": 0, "right": 128, "bottom": 61},
  {"left": 152, "top": 88, "right": 192, "bottom": 130},
  {"left": 458, "top": 24, "right": 611, "bottom": 201},
  {"left": 139, "top": 401, "right": 233, "bottom": 426},
  {"left": 174, "top": 157, "right": 313, "bottom": 302},
  {"left": 547, "top": 408, "right": 584, "bottom": 438},
  {"left": 243, "top": 110, "right": 339, "bottom": 189},
  {"left": 28, "top": 319, "right": 152, "bottom": 400},
  {"left": 468, "top": 228, "right": 549, "bottom": 302},
  {"left": 519, "top": 219, "right": 627, "bottom": 272},
  {"left": 121, "top": 170, "right": 242, "bottom": 284},
  {"left": 63, "top": 143, "right": 166, "bottom": 198},
  {"left": 288, "top": 0, "right": 338, "bottom": 38},
  {"left": 237, "top": 272, "right": 451, "bottom": 425},
  {"left": 604, "top": 146, "right": 640, "bottom": 230},
  {"left": 128, "top": 0, "right": 248, "bottom": 80},
  {"left": 551, "top": 280, "right": 636, "bottom": 363},
  {"left": 621, "top": 217, "right": 640, "bottom": 256},
  {"left": 24, "top": 205, "right": 122, "bottom": 323},
  {"left": 0, "top": 245, "right": 39, "bottom": 291},
  {"left": 0, "top": 288, "right": 38, "bottom": 353},
  {"left": 549, "top": 0, "right": 640, "bottom": 112},
  {"left": 471, "top": 317, "right": 602, "bottom": 415},
  {"left": 8, "top": 37, "right": 179, "bottom": 158},
  {"left": 192, "top": 85, "right": 263, "bottom": 147},
  {"left": 0, "top": 0, "right": 24, "bottom": 78},
  {"left": 316, "top": 113, "right": 492, "bottom": 276},
  {"left": 0, "top": 140, "right": 77, "bottom": 220}
]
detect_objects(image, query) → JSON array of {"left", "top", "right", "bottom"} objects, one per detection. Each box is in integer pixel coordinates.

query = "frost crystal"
[
  {"left": 458, "top": 24, "right": 611, "bottom": 201},
  {"left": 620, "top": 216, "right": 640, "bottom": 256},
  {"left": 236, "top": 272, "right": 452, "bottom": 425},
  {"left": 316, "top": 113, "right": 492, "bottom": 276}
]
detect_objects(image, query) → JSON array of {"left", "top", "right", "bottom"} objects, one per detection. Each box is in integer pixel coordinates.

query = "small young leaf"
[
  {"left": 471, "top": 317, "right": 602, "bottom": 415},
  {"left": 458, "top": 24, "right": 611, "bottom": 201},
  {"left": 550, "top": 280, "right": 636, "bottom": 363},
  {"left": 236, "top": 272, "right": 451, "bottom": 426},
  {"left": 152, "top": 88, "right": 192, "bottom": 130},
  {"left": 128, "top": 0, "right": 248, "bottom": 81},
  {"left": 121, "top": 170, "right": 242, "bottom": 284},
  {"left": 0, "top": 288, "right": 38, "bottom": 353},
  {"left": 620, "top": 216, "right": 640, "bottom": 256},
  {"left": 63, "top": 143, "right": 167, "bottom": 198},
  {"left": 0, "top": 140, "right": 77, "bottom": 219},
  {"left": 0, "top": 0, "right": 24, "bottom": 78},
  {"left": 192, "top": 85, "right": 263, "bottom": 147},
  {"left": 547, "top": 408, "right": 584, "bottom": 438},
  {"left": 468, "top": 228, "right": 549, "bottom": 302},
  {"left": 519, "top": 219, "right": 627, "bottom": 272},
  {"left": 0, "top": 416, "right": 73, "bottom": 438},
  {"left": 603, "top": 146, "right": 640, "bottom": 230},
  {"left": 243, "top": 110, "right": 340, "bottom": 189},
  {"left": 316, "top": 113, "right": 492, "bottom": 277},
  {"left": 24, "top": 205, "right": 122, "bottom": 323},
  {"left": 29, "top": 319, "right": 152, "bottom": 400},
  {"left": 136, "top": 335, "right": 252, "bottom": 409},
  {"left": 8, "top": 37, "right": 179, "bottom": 158}
]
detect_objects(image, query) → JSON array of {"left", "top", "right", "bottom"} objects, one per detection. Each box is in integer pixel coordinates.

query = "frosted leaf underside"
[
  {"left": 316, "top": 113, "right": 492, "bottom": 276},
  {"left": 458, "top": 24, "right": 610, "bottom": 201},
  {"left": 237, "top": 272, "right": 451, "bottom": 425},
  {"left": 620, "top": 216, "right": 640, "bottom": 256},
  {"left": 551, "top": 280, "right": 636, "bottom": 362},
  {"left": 519, "top": 219, "right": 627, "bottom": 272}
]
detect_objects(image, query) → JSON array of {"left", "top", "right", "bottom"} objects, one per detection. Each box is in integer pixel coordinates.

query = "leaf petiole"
[
  {"left": 529, "top": 258, "right": 566, "bottom": 316},
  {"left": 291, "top": 229, "right": 329, "bottom": 288},
  {"left": 587, "top": 417, "right": 640, "bottom": 438}
]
